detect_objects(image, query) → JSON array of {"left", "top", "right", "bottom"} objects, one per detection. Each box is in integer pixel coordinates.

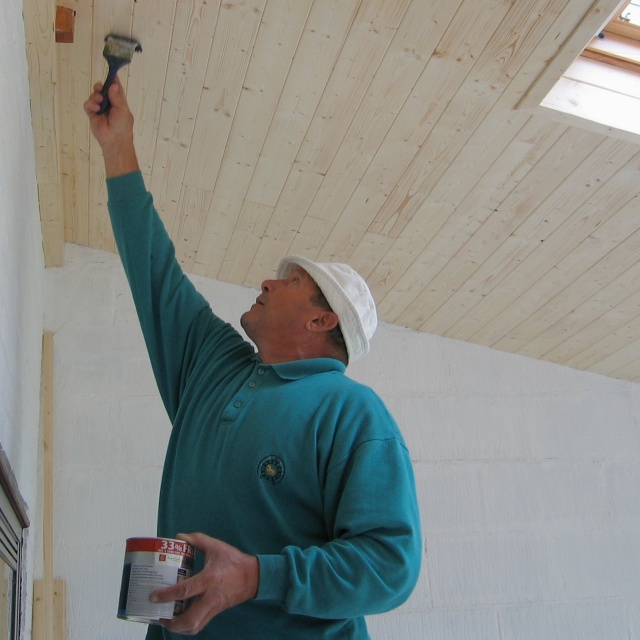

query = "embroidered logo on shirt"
[{"left": 257, "top": 455, "right": 285, "bottom": 485}]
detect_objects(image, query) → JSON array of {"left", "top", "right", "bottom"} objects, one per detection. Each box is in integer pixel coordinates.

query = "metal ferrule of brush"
[{"left": 98, "top": 34, "right": 142, "bottom": 115}]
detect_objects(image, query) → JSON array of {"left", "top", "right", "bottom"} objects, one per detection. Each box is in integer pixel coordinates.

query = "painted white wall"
[
  {"left": 2, "top": 0, "right": 45, "bottom": 636},
  {"left": 1, "top": 0, "right": 44, "bottom": 504},
  {"left": 44, "top": 242, "right": 640, "bottom": 640}
]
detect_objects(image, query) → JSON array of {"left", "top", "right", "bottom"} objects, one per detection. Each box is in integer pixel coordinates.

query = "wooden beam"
[
  {"left": 33, "top": 332, "right": 66, "bottom": 640},
  {"left": 23, "top": 0, "right": 65, "bottom": 266}
]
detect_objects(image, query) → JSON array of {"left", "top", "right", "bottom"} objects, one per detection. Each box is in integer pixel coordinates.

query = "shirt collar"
[{"left": 267, "top": 358, "right": 345, "bottom": 380}]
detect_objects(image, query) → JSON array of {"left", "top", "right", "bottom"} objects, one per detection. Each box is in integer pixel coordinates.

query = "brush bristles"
[{"left": 103, "top": 34, "right": 142, "bottom": 60}]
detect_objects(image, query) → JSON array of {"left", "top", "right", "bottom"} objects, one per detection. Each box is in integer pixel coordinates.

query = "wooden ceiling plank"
[
  {"left": 428, "top": 138, "right": 639, "bottom": 341},
  {"left": 347, "top": 233, "right": 395, "bottom": 288},
  {"left": 491, "top": 216, "right": 640, "bottom": 355},
  {"left": 34, "top": 0, "right": 640, "bottom": 382},
  {"left": 533, "top": 266, "right": 640, "bottom": 365},
  {"left": 372, "top": 115, "right": 562, "bottom": 322},
  {"left": 244, "top": 168, "right": 325, "bottom": 282},
  {"left": 59, "top": 0, "right": 92, "bottom": 248},
  {"left": 286, "top": 215, "right": 327, "bottom": 257},
  {"left": 148, "top": 0, "right": 221, "bottom": 238},
  {"left": 173, "top": 185, "right": 213, "bottom": 270},
  {"left": 244, "top": 0, "right": 362, "bottom": 210},
  {"left": 244, "top": 0, "right": 411, "bottom": 283},
  {"left": 23, "top": 0, "right": 64, "bottom": 266},
  {"left": 518, "top": 238, "right": 640, "bottom": 357},
  {"left": 298, "top": 0, "right": 462, "bottom": 247},
  {"left": 295, "top": 0, "right": 413, "bottom": 174},
  {"left": 237, "top": 0, "right": 364, "bottom": 278},
  {"left": 177, "top": 0, "right": 266, "bottom": 272},
  {"left": 315, "top": 0, "right": 513, "bottom": 267},
  {"left": 588, "top": 333, "right": 640, "bottom": 381},
  {"left": 513, "top": 198, "right": 640, "bottom": 359},
  {"left": 218, "top": 201, "right": 273, "bottom": 287},
  {"left": 192, "top": 0, "right": 314, "bottom": 279},
  {"left": 182, "top": 0, "right": 266, "bottom": 193},
  {"left": 24, "top": 0, "right": 59, "bottom": 186},
  {"left": 579, "top": 322, "right": 640, "bottom": 371},
  {"left": 224, "top": 0, "right": 363, "bottom": 283},
  {"left": 328, "top": 3, "right": 616, "bottom": 322},
  {"left": 362, "top": 3, "right": 612, "bottom": 316},
  {"left": 334, "top": 0, "right": 572, "bottom": 260},
  {"left": 563, "top": 287, "right": 640, "bottom": 371},
  {"left": 384, "top": 124, "right": 597, "bottom": 330},
  {"left": 128, "top": 0, "right": 178, "bottom": 177},
  {"left": 472, "top": 198, "right": 640, "bottom": 352}
]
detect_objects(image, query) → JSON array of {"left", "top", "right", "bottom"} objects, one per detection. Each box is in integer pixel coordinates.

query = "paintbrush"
[{"left": 98, "top": 34, "right": 142, "bottom": 115}]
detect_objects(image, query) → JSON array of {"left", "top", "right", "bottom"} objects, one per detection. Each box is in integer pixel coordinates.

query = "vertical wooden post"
[
  {"left": 33, "top": 332, "right": 66, "bottom": 639},
  {"left": 22, "top": 0, "right": 65, "bottom": 266}
]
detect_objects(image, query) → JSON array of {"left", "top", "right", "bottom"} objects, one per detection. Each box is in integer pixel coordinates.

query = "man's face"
[{"left": 240, "top": 265, "right": 323, "bottom": 348}]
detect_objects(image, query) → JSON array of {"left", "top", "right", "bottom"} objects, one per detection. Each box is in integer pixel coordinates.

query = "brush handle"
[{"left": 97, "top": 61, "right": 125, "bottom": 115}]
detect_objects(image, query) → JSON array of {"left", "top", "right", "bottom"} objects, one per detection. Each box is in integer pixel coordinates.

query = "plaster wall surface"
[
  {"left": 2, "top": 0, "right": 45, "bottom": 636},
  {"left": 45, "top": 242, "right": 640, "bottom": 640},
  {"left": 1, "top": 0, "right": 44, "bottom": 509}
]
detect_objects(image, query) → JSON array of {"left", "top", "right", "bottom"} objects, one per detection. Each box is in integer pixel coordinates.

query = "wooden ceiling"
[{"left": 25, "top": 0, "right": 640, "bottom": 382}]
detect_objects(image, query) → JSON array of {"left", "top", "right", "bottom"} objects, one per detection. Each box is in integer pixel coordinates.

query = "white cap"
[{"left": 277, "top": 255, "right": 378, "bottom": 363}]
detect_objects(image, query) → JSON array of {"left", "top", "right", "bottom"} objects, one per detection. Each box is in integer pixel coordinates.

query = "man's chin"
[{"left": 240, "top": 309, "right": 254, "bottom": 332}]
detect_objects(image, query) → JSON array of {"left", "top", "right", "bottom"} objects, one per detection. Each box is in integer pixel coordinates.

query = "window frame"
[
  {"left": 582, "top": 5, "right": 640, "bottom": 71},
  {"left": 517, "top": 0, "right": 640, "bottom": 145},
  {"left": 0, "top": 448, "right": 29, "bottom": 640}
]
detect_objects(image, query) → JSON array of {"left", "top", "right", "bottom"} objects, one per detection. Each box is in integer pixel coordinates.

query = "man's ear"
[{"left": 307, "top": 311, "right": 340, "bottom": 334}]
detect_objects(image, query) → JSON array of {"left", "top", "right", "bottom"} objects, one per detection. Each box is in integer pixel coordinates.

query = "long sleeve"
[{"left": 106, "top": 171, "right": 250, "bottom": 420}]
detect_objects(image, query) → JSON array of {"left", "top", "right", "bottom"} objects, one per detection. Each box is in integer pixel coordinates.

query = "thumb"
[{"left": 176, "top": 532, "right": 209, "bottom": 553}]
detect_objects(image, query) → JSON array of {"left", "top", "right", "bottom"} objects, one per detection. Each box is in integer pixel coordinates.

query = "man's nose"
[{"left": 261, "top": 279, "right": 278, "bottom": 292}]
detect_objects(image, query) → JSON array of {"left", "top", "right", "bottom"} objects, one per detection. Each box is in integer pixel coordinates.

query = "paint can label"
[{"left": 117, "top": 537, "right": 195, "bottom": 624}]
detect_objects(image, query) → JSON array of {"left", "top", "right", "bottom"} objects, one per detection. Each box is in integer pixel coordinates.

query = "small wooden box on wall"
[{"left": 55, "top": 6, "right": 75, "bottom": 44}]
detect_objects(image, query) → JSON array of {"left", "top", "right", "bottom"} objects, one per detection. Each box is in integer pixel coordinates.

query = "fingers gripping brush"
[{"left": 98, "top": 34, "right": 142, "bottom": 114}]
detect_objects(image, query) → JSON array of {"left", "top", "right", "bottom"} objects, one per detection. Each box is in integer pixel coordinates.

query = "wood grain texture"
[
  {"left": 26, "top": 0, "right": 640, "bottom": 383},
  {"left": 33, "top": 333, "right": 66, "bottom": 640}
]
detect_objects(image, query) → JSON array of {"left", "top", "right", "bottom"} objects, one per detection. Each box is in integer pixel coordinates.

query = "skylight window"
[
  {"left": 582, "top": 1, "right": 640, "bottom": 70},
  {"left": 532, "top": 0, "right": 640, "bottom": 142}
]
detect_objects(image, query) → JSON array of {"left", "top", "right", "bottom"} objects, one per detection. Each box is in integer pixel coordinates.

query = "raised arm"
[{"left": 83, "top": 76, "right": 218, "bottom": 418}]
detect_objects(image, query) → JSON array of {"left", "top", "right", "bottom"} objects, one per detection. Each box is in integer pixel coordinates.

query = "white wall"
[
  {"left": 2, "top": 0, "right": 45, "bottom": 636},
  {"left": 44, "top": 242, "right": 640, "bottom": 639},
  {"left": 1, "top": 0, "right": 44, "bottom": 503}
]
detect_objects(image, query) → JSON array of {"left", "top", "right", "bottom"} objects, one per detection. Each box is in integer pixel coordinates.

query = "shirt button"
[
  {"left": 234, "top": 401, "right": 242, "bottom": 408},
  {"left": 249, "top": 382, "right": 256, "bottom": 388},
  {"left": 257, "top": 369, "right": 265, "bottom": 375}
]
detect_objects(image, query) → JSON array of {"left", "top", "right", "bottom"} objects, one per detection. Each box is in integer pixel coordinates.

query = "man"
[{"left": 84, "top": 77, "right": 421, "bottom": 639}]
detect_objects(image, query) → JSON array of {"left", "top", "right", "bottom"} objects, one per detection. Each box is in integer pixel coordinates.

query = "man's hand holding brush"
[{"left": 84, "top": 76, "right": 139, "bottom": 179}]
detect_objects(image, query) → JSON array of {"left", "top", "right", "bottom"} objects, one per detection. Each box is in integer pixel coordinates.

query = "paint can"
[{"left": 117, "top": 537, "right": 195, "bottom": 624}]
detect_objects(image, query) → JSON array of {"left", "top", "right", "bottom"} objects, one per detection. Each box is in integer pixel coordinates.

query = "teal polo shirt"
[{"left": 107, "top": 172, "right": 421, "bottom": 640}]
